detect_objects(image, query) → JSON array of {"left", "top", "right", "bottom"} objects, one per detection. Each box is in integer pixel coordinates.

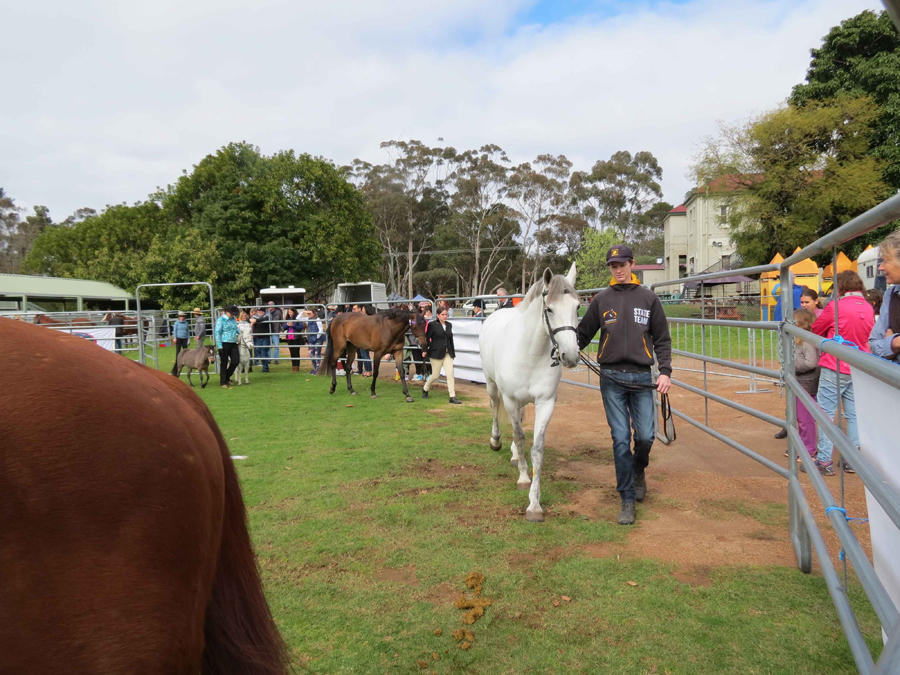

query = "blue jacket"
[
  {"left": 215, "top": 315, "right": 239, "bottom": 348},
  {"left": 173, "top": 319, "right": 191, "bottom": 339},
  {"left": 773, "top": 284, "right": 804, "bottom": 322},
  {"left": 869, "top": 285, "right": 900, "bottom": 362}
]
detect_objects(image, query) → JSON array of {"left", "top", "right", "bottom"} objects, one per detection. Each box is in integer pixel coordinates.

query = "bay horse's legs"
[
  {"left": 200, "top": 368, "right": 208, "bottom": 389},
  {"left": 186, "top": 368, "right": 194, "bottom": 388},
  {"left": 345, "top": 345, "right": 357, "bottom": 395},
  {"left": 506, "top": 397, "right": 530, "bottom": 492},
  {"left": 487, "top": 379, "right": 502, "bottom": 451},
  {"left": 393, "top": 348, "right": 414, "bottom": 402},
  {"left": 525, "top": 398, "right": 555, "bottom": 523},
  {"left": 370, "top": 350, "right": 383, "bottom": 398}
]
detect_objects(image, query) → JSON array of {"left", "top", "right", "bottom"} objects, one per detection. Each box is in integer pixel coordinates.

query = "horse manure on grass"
[
  {"left": 465, "top": 571, "right": 485, "bottom": 593},
  {"left": 453, "top": 571, "right": 492, "bottom": 625},
  {"left": 433, "top": 628, "right": 442, "bottom": 637},
  {"left": 451, "top": 628, "right": 474, "bottom": 643}
]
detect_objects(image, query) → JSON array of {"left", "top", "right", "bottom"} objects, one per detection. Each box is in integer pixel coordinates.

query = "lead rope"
[{"left": 579, "top": 352, "right": 675, "bottom": 441}]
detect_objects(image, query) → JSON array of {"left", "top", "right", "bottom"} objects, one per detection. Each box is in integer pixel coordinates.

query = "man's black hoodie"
[{"left": 576, "top": 275, "right": 672, "bottom": 376}]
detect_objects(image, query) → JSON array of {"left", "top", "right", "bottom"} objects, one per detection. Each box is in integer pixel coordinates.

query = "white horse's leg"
[
  {"left": 487, "top": 379, "right": 502, "bottom": 451},
  {"left": 510, "top": 407, "right": 525, "bottom": 467},
  {"left": 525, "top": 397, "right": 556, "bottom": 522},
  {"left": 505, "top": 398, "right": 530, "bottom": 491}
]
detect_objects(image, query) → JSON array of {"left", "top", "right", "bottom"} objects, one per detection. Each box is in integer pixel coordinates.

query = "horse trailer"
[
  {"left": 331, "top": 281, "right": 388, "bottom": 309},
  {"left": 857, "top": 246, "right": 886, "bottom": 291},
  {"left": 257, "top": 286, "right": 306, "bottom": 307}
]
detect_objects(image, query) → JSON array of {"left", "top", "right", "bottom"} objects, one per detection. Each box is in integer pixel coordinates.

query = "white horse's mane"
[{"left": 517, "top": 273, "right": 576, "bottom": 311}]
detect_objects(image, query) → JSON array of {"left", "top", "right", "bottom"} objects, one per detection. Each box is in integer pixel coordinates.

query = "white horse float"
[{"left": 479, "top": 264, "right": 581, "bottom": 522}]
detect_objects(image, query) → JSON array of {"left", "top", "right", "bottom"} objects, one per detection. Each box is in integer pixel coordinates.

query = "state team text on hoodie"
[{"left": 576, "top": 276, "right": 672, "bottom": 376}]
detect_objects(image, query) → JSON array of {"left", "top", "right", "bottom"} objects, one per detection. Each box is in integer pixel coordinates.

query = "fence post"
[
  {"left": 781, "top": 275, "right": 812, "bottom": 573},
  {"left": 701, "top": 322, "right": 708, "bottom": 426}
]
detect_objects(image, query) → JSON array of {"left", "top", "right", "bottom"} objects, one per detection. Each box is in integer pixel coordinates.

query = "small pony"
[
  {"left": 171, "top": 345, "right": 216, "bottom": 388},
  {"left": 236, "top": 324, "right": 254, "bottom": 385}
]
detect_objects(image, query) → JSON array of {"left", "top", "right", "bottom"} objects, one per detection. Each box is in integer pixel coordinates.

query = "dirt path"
[{"left": 452, "top": 368, "right": 871, "bottom": 578}]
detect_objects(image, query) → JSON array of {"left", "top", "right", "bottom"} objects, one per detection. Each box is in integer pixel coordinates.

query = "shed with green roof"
[{"left": 0, "top": 274, "right": 132, "bottom": 312}]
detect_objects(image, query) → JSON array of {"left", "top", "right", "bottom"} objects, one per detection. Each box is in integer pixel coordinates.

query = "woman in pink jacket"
[{"left": 807, "top": 271, "right": 874, "bottom": 476}]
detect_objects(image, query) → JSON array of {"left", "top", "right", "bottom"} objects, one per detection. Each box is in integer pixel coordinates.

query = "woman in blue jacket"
[{"left": 214, "top": 305, "right": 241, "bottom": 388}]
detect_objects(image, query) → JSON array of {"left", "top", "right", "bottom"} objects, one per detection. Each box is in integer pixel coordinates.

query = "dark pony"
[
  {"left": 0, "top": 320, "right": 289, "bottom": 675},
  {"left": 321, "top": 307, "right": 427, "bottom": 402}
]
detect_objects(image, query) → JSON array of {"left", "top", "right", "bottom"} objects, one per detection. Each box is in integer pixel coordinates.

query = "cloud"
[{"left": 0, "top": 0, "right": 883, "bottom": 218}]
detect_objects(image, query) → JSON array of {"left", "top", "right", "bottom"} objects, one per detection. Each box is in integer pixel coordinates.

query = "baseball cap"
[
  {"left": 224, "top": 304, "right": 239, "bottom": 315},
  {"left": 606, "top": 245, "right": 634, "bottom": 264}
]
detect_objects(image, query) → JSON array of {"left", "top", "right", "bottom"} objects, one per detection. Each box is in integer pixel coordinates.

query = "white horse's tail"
[{"left": 498, "top": 402, "right": 510, "bottom": 426}]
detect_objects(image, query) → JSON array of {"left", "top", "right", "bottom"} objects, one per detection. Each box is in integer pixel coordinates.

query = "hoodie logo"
[
  {"left": 634, "top": 308, "right": 650, "bottom": 325},
  {"left": 603, "top": 309, "right": 617, "bottom": 325}
]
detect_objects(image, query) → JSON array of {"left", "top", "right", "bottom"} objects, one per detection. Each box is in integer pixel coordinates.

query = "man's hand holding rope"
[{"left": 656, "top": 374, "right": 671, "bottom": 395}]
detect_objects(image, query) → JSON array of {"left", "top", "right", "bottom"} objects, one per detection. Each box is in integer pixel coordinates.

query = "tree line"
[
  {"left": 345, "top": 142, "right": 669, "bottom": 298},
  {"left": 2, "top": 141, "right": 670, "bottom": 307},
  {"left": 691, "top": 9, "right": 900, "bottom": 266},
  {"left": 4, "top": 144, "right": 380, "bottom": 308}
]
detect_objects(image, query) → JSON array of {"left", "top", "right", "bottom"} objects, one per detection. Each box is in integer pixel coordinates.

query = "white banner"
[
  {"left": 449, "top": 318, "right": 485, "bottom": 384},
  {"left": 59, "top": 327, "right": 117, "bottom": 352},
  {"left": 851, "top": 365, "right": 900, "bottom": 643}
]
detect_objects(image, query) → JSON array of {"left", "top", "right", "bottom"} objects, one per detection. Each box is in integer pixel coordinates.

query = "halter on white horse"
[{"left": 479, "top": 263, "right": 580, "bottom": 522}]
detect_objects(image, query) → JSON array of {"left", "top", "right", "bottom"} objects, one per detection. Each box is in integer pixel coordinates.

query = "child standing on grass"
[{"left": 790, "top": 308, "right": 820, "bottom": 461}]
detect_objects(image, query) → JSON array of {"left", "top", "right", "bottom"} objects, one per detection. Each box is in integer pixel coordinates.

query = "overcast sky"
[{"left": 1, "top": 0, "right": 883, "bottom": 220}]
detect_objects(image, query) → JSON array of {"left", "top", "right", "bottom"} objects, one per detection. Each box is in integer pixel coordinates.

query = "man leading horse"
[{"left": 576, "top": 244, "right": 672, "bottom": 526}]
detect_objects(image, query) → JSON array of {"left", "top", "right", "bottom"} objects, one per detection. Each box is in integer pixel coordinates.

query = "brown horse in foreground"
[
  {"left": 322, "top": 308, "right": 427, "bottom": 401},
  {"left": 0, "top": 320, "right": 289, "bottom": 675}
]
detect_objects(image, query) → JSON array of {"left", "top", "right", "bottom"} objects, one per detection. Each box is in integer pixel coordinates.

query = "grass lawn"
[{"left": 152, "top": 346, "right": 881, "bottom": 674}]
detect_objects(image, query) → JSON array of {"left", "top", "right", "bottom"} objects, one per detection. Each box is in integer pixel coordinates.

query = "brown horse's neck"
[{"left": 382, "top": 313, "right": 410, "bottom": 340}]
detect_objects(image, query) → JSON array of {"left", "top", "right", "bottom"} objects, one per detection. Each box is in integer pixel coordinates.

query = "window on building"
[
  {"left": 721, "top": 254, "right": 731, "bottom": 268},
  {"left": 678, "top": 255, "right": 687, "bottom": 278},
  {"left": 718, "top": 205, "right": 728, "bottom": 224},
  {"left": 867, "top": 266, "right": 874, "bottom": 278}
]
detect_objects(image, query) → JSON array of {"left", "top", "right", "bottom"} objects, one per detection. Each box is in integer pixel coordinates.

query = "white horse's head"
[{"left": 540, "top": 263, "right": 580, "bottom": 368}]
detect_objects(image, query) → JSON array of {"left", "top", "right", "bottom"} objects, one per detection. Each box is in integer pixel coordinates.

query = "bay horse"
[
  {"left": 34, "top": 313, "right": 92, "bottom": 327},
  {"left": 322, "top": 307, "right": 427, "bottom": 402},
  {"left": 0, "top": 320, "right": 289, "bottom": 675},
  {"left": 479, "top": 264, "right": 580, "bottom": 522}
]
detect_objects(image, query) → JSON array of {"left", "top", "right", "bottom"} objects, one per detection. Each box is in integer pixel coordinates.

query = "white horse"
[
  {"left": 236, "top": 323, "right": 254, "bottom": 385},
  {"left": 479, "top": 264, "right": 581, "bottom": 522}
]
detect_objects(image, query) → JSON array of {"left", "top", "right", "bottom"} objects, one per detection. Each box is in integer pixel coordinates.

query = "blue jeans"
[
  {"left": 271, "top": 335, "right": 280, "bottom": 363},
  {"left": 308, "top": 335, "right": 323, "bottom": 372},
  {"left": 356, "top": 348, "right": 371, "bottom": 373},
  {"left": 815, "top": 367, "right": 857, "bottom": 464},
  {"left": 600, "top": 370, "right": 656, "bottom": 503},
  {"left": 253, "top": 336, "right": 270, "bottom": 370}
]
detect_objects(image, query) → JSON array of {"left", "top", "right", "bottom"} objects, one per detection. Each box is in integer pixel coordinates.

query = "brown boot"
[{"left": 292, "top": 366, "right": 299, "bottom": 373}]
